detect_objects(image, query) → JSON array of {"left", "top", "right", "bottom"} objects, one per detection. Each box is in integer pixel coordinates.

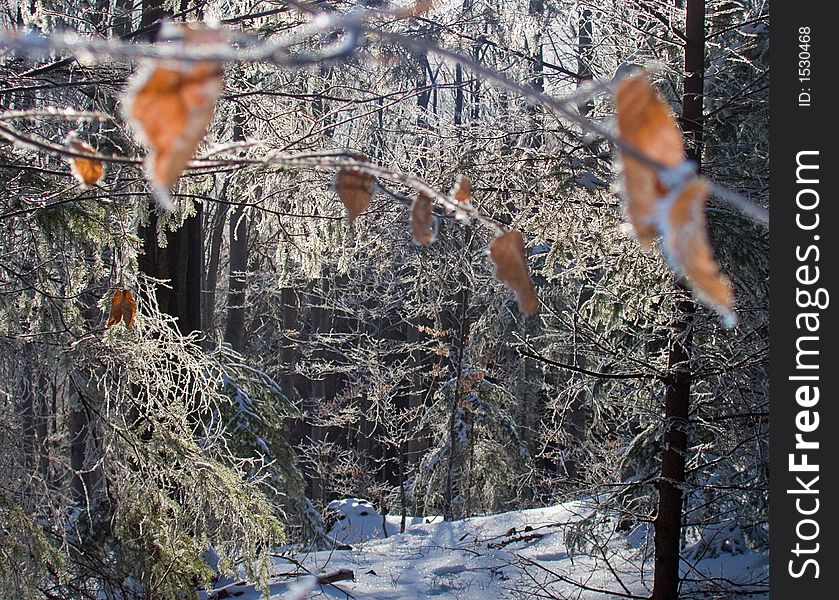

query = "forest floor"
[{"left": 200, "top": 499, "right": 768, "bottom": 599}]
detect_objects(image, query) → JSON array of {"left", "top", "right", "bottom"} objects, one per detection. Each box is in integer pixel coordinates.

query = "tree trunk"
[
  {"left": 414, "top": 55, "right": 432, "bottom": 173},
  {"left": 139, "top": 208, "right": 203, "bottom": 335},
  {"left": 281, "top": 285, "right": 300, "bottom": 417},
  {"left": 18, "top": 344, "right": 48, "bottom": 493},
  {"left": 525, "top": 0, "right": 545, "bottom": 152},
  {"left": 203, "top": 191, "right": 229, "bottom": 344},
  {"left": 222, "top": 108, "right": 249, "bottom": 351},
  {"left": 577, "top": 8, "right": 594, "bottom": 116},
  {"left": 67, "top": 391, "right": 88, "bottom": 502},
  {"left": 442, "top": 284, "right": 469, "bottom": 521},
  {"left": 406, "top": 323, "right": 428, "bottom": 467},
  {"left": 442, "top": 226, "right": 473, "bottom": 521},
  {"left": 454, "top": 63, "right": 464, "bottom": 127},
  {"left": 307, "top": 277, "right": 333, "bottom": 504},
  {"left": 223, "top": 201, "right": 248, "bottom": 351},
  {"left": 652, "top": 0, "right": 705, "bottom": 598},
  {"left": 137, "top": 0, "right": 203, "bottom": 336},
  {"left": 653, "top": 293, "right": 696, "bottom": 600}
]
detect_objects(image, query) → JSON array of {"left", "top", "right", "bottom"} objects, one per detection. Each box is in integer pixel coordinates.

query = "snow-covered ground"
[{"left": 201, "top": 499, "right": 768, "bottom": 599}]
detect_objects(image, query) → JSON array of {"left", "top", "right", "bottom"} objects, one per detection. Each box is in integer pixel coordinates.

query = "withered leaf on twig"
[
  {"left": 490, "top": 230, "right": 538, "bottom": 314},
  {"left": 450, "top": 174, "right": 473, "bottom": 222},
  {"left": 335, "top": 167, "right": 375, "bottom": 224},
  {"left": 393, "top": 0, "right": 436, "bottom": 19},
  {"left": 657, "top": 178, "right": 736, "bottom": 325},
  {"left": 615, "top": 75, "right": 685, "bottom": 246},
  {"left": 122, "top": 22, "right": 225, "bottom": 211},
  {"left": 106, "top": 288, "right": 137, "bottom": 330},
  {"left": 615, "top": 75, "right": 735, "bottom": 325},
  {"left": 411, "top": 191, "right": 435, "bottom": 246},
  {"left": 451, "top": 174, "right": 472, "bottom": 203},
  {"left": 66, "top": 136, "right": 104, "bottom": 187}
]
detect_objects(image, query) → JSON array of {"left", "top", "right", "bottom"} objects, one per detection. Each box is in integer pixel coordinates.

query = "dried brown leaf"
[
  {"left": 615, "top": 75, "right": 685, "bottom": 246},
  {"left": 107, "top": 288, "right": 137, "bottom": 330},
  {"left": 450, "top": 174, "right": 473, "bottom": 221},
  {"left": 335, "top": 167, "right": 375, "bottom": 223},
  {"left": 490, "top": 230, "right": 538, "bottom": 314},
  {"left": 66, "top": 138, "right": 104, "bottom": 187},
  {"left": 122, "top": 23, "right": 225, "bottom": 211},
  {"left": 658, "top": 178, "right": 736, "bottom": 325},
  {"left": 411, "top": 192, "right": 435, "bottom": 246},
  {"left": 451, "top": 174, "right": 472, "bottom": 203},
  {"left": 393, "top": 0, "right": 436, "bottom": 18}
]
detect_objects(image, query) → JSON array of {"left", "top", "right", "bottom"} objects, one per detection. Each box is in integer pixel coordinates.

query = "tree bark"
[
  {"left": 139, "top": 208, "right": 203, "bottom": 335},
  {"left": 137, "top": 0, "right": 203, "bottom": 336},
  {"left": 577, "top": 8, "right": 594, "bottom": 116},
  {"left": 442, "top": 226, "right": 473, "bottom": 521},
  {"left": 223, "top": 109, "right": 249, "bottom": 351},
  {"left": 652, "top": 0, "right": 705, "bottom": 598},
  {"left": 653, "top": 294, "right": 695, "bottom": 600},
  {"left": 454, "top": 63, "right": 464, "bottom": 127},
  {"left": 223, "top": 201, "right": 248, "bottom": 351},
  {"left": 203, "top": 197, "right": 229, "bottom": 344}
]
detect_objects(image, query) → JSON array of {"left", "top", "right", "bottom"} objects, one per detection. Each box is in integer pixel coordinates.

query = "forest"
[{"left": 0, "top": 1, "right": 769, "bottom": 598}]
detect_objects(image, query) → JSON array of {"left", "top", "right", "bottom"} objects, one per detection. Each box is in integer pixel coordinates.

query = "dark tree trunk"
[
  {"left": 203, "top": 197, "right": 229, "bottom": 343},
  {"left": 223, "top": 110, "right": 249, "bottom": 352},
  {"left": 112, "top": 0, "right": 133, "bottom": 37},
  {"left": 577, "top": 8, "right": 594, "bottom": 116},
  {"left": 525, "top": 0, "right": 544, "bottom": 151},
  {"left": 140, "top": 0, "right": 165, "bottom": 39},
  {"left": 680, "top": 0, "right": 706, "bottom": 163},
  {"left": 441, "top": 226, "right": 473, "bottom": 521},
  {"left": 140, "top": 209, "right": 203, "bottom": 335},
  {"left": 137, "top": 0, "right": 203, "bottom": 336},
  {"left": 307, "top": 277, "right": 333, "bottom": 504},
  {"left": 68, "top": 393, "right": 88, "bottom": 501},
  {"left": 652, "top": 1, "right": 705, "bottom": 598},
  {"left": 281, "top": 286, "right": 300, "bottom": 409},
  {"left": 653, "top": 294, "right": 696, "bottom": 599},
  {"left": 19, "top": 344, "right": 49, "bottom": 490},
  {"left": 414, "top": 55, "right": 433, "bottom": 172},
  {"left": 223, "top": 202, "right": 248, "bottom": 351},
  {"left": 454, "top": 64, "right": 464, "bottom": 127}
]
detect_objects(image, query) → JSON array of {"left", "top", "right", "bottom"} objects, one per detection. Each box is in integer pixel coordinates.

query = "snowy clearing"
[{"left": 200, "top": 499, "right": 768, "bottom": 599}]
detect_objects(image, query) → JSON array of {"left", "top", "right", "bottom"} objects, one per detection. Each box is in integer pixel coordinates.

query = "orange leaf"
[
  {"left": 615, "top": 75, "right": 685, "bottom": 246},
  {"left": 66, "top": 137, "right": 104, "bottom": 187},
  {"left": 616, "top": 76, "right": 736, "bottom": 325},
  {"left": 411, "top": 191, "right": 435, "bottom": 246},
  {"left": 657, "top": 178, "right": 735, "bottom": 326},
  {"left": 450, "top": 174, "right": 472, "bottom": 221},
  {"left": 335, "top": 167, "right": 375, "bottom": 224},
  {"left": 451, "top": 175, "right": 472, "bottom": 202},
  {"left": 105, "top": 290, "right": 122, "bottom": 328},
  {"left": 490, "top": 230, "right": 538, "bottom": 314},
  {"left": 122, "top": 23, "right": 225, "bottom": 211},
  {"left": 393, "top": 0, "right": 436, "bottom": 18},
  {"left": 106, "top": 288, "right": 138, "bottom": 330}
]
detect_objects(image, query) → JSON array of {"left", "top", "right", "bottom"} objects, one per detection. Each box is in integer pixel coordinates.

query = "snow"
[
  {"left": 325, "top": 498, "right": 388, "bottom": 544},
  {"left": 199, "top": 499, "right": 768, "bottom": 599}
]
